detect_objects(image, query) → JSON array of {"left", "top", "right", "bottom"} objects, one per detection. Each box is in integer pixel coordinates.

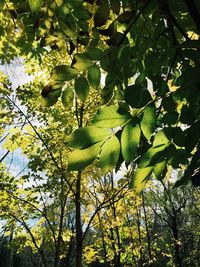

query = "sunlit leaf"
[
  {"left": 121, "top": 120, "right": 140, "bottom": 163},
  {"left": 73, "top": 54, "right": 93, "bottom": 72},
  {"left": 66, "top": 126, "right": 109, "bottom": 149},
  {"left": 28, "top": 0, "right": 43, "bottom": 12},
  {"left": 51, "top": 65, "right": 79, "bottom": 84},
  {"left": 41, "top": 90, "right": 61, "bottom": 107},
  {"left": 92, "top": 105, "right": 130, "bottom": 128},
  {"left": 154, "top": 160, "right": 167, "bottom": 180},
  {"left": 153, "top": 128, "right": 172, "bottom": 147},
  {"left": 130, "top": 166, "right": 153, "bottom": 193},
  {"left": 138, "top": 144, "right": 169, "bottom": 168},
  {"left": 61, "top": 87, "right": 74, "bottom": 109},
  {"left": 98, "top": 135, "right": 120, "bottom": 173},
  {"left": 67, "top": 142, "right": 102, "bottom": 171},
  {"left": 140, "top": 104, "right": 156, "bottom": 141}
]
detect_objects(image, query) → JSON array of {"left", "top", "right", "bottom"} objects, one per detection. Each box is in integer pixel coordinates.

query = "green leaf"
[
  {"left": 154, "top": 160, "right": 167, "bottom": 180},
  {"left": 101, "top": 84, "right": 114, "bottom": 104},
  {"left": 66, "top": 0, "right": 83, "bottom": 8},
  {"left": 73, "top": 6, "right": 91, "bottom": 20},
  {"left": 28, "top": 0, "right": 43, "bottom": 11},
  {"left": 180, "top": 105, "right": 196, "bottom": 125},
  {"left": 115, "top": 148, "right": 124, "bottom": 173},
  {"left": 73, "top": 54, "right": 93, "bottom": 72},
  {"left": 185, "top": 122, "right": 200, "bottom": 153},
  {"left": 41, "top": 85, "right": 53, "bottom": 98},
  {"left": 98, "top": 135, "right": 120, "bottom": 173},
  {"left": 124, "top": 85, "right": 152, "bottom": 108},
  {"left": 59, "top": 20, "right": 78, "bottom": 39},
  {"left": 88, "top": 65, "right": 101, "bottom": 89},
  {"left": 140, "top": 104, "right": 156, "bottom": 141},
  {"left": 162, "top": 111, "right": 179, "bottom": 125},
  {"left": 181, "top": 49, "right": 200, "bottom": 63},
  {"left": 169, "top": 149, "right": 189, "bottom": 168},
  {"left": 121, "top": 120, "right": 141, "bottom": 163},
  {"left": 130, "top": 166, "right": 153, "bottom": 193},
  {"left": 110, "top": 0, "right": 120, "bottom": 15},
  {"left": 94, "top": 0, "right": 110, "bottom": 27},
  {"left": 180, "top": 39, "right": 200, "bottom": 49},
  {"left": 138, "top": 144, "right": 168, "bottom": 168},
  {"left": 74, "top": 76, "right": 89, "bottom": 102},
  {"left": 118, "top": 11, "right": 135, "bottom": 24},
  {"left": 66, "top": 126, "right": 109, "bottom": 149},
  {"left": 98, "top": 21, "right": 115, "bottom": 37},
  {"left": 173, "top": 127, "right": 185, "bottom": 147},
  {"left": 67, "top": 142, "right": 102, "bottom": 171},
  {"left": 51, "top": 65, "right": 79, "bottom": 86},
  {"left": 135, "top": 73, "right": 147, "bottom": 86},
  {"left": 41, "top": 90, "right": 61, "bottom": 107},
  {"left": 174, "top": 150, "right": 200, "bottom": 188},
  {"left": 0, "top": 1, "right": 5, "bottom": 10},
  {"left": 162, "top": 95, "right": 176, "bottom": 112},
  {"left": 92, "top": 105, "right": 130, "bottom": 128},
  {"left": 87, "top": 48, "right": 103, "bottom": 60},
  {"left": 61, "top": 87, "right": 74, "bottom": 109},
  {"left": 153, "top": 128, "right": 172, "bottom": 147}
]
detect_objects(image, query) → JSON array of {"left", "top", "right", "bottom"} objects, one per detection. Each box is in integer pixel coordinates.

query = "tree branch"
[{"left": 6, "top": 96, "right": 75, "bottom": 196}]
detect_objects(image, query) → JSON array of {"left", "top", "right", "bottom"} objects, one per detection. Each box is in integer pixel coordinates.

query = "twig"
[
  {"left": 117, "top": 0, "right": 153, "bottom": 46},
  {"left": 6, "top": 95, "right": 75, "bottom": 196}
]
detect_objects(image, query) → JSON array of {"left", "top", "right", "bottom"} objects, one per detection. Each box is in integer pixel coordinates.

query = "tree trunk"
[
  {"left": 8, "top": 231, "right": 13, "bottom": 267},
  {"left": 142, "top": 192, "right": 153, "bottom": 264},
  {"left": 111, "top": 173, "right": 121, "bottom": 267},
  {"left": 171, "top": 216, "right": 182, "bottom": 267},
  {"left": 75, "top": 170, "right": 83, "bottom": 267}
]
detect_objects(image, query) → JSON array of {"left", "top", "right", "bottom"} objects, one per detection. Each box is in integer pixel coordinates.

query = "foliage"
[
  {"left": 0, "top": 0, "right": 200, "bottom": 266},
  {"left": 1, "top": 0, "right": 200, "bottom": 188}
]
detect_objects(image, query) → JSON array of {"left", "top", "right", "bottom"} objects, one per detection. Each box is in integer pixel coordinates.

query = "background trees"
[{"left": 0, "top": 0, "right": 200, "bottom": 266}]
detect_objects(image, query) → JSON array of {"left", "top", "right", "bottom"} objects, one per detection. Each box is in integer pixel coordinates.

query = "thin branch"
[
  {"left": 14, "top": 165, "right": 27, "bottom": 178},
  {"left": 5, "top": 1, "right": 17, "bottom": 29},
  {"left": 7, "top": 211, "right": 47, "bottom": 267},
  {"left": 184, "top": 0, "right": 200, "bottom": 34},
  {"left": 5, "top": 188, "right": 57, "bottom": 246},
  {"left": 0, "top": 150, "right": 10, "bottom": 163},
  {"left": 6, "top": 96, "right": 75, "bottom": 196},
  {"left": 0, "top": 133, "right": 10, "bottom": 143},
  {"left": 83, "top": 182, "right": 129, "bottom": 240},
  {"left": 117, "top": 0, "right": 153, "bottom": 46}
]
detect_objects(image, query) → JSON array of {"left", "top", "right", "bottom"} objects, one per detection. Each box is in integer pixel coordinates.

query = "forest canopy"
[{"left": 0, "top": 0, "right": 200, "bottom": 266}]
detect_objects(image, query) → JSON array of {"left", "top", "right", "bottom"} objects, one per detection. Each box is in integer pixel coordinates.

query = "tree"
[
  {"left": 147, "top": 179, "right": 200, "bottom": 267},
  {"left": 1, "top": 0, "right": 200, "bottom": 266}
]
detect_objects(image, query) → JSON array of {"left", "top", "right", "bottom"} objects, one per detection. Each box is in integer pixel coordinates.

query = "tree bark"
[
  {"left": 111, "top": 173, "right": 121, "bottom": 267},
  {"left": 142, "top": 192, "right": 153, "bottom": 264},
  {"left": 171, "top": 216, "right": 182, "bottom": 267},
  {"left": 75, "top": 170, "right": 83, "bottom": 267}
]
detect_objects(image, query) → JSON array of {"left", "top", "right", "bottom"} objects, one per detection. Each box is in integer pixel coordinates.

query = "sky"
[{"left": 0, "top": 58, "right": 33, "bottom": 176}]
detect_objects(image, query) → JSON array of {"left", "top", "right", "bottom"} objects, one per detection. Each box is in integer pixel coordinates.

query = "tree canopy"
[
  {"left": 1, "top": 0, "right": 200, "bottom": 186},
  {"left": 0, "top": 0, "right": 200, "bottom": 266}
]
